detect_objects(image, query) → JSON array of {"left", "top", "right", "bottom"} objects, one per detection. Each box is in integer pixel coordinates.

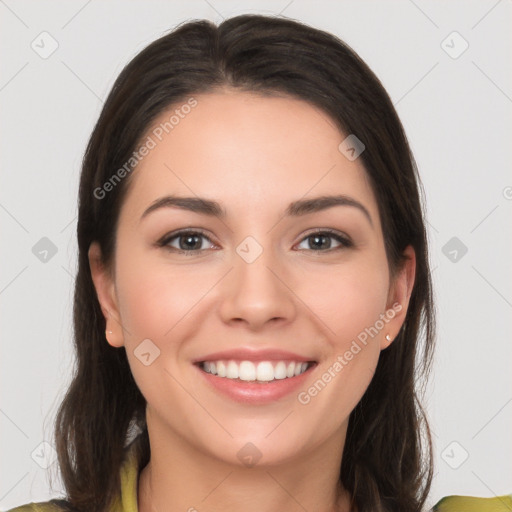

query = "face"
[{"left": 89, "top": 89, "right": 415, "bottom": 467}]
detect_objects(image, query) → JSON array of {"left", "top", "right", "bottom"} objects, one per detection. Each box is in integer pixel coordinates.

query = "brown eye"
[
  {"left": 157, "top": 228, "right": 352, "bottom": 255},
  {"left": 157, "top": 230, "right": 215, "bottom": 253},
  {"left": 296, "top": 230, "right": 353, "bottom": 252}
]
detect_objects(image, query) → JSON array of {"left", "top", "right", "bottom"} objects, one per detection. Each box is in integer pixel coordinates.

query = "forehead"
[{"left": 120, "top": 90, "right": 378, "bottom": 226}]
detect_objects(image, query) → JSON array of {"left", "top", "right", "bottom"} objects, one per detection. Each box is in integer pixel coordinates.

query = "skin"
[{"left": 89, "top": 89, "right": 415, "bottom": 512}]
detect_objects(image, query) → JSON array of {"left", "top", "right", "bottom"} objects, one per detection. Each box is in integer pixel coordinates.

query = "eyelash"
[{"left": 156, "top": 228, "right": 353, "bottom": 255}]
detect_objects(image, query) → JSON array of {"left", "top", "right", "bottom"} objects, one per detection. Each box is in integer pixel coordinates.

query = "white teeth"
[
  {"left": 256, "top": 361, "right": 274, "bottom": 382},
  {"left": 216, "top": 361, "right": 226, "bottom": 377},
  {"left": 200, "top": 359, "right": 311, "bottom": 382},
  {"left": 226, "top": 360, "right": 239, "bottom": 379},
  {"left": 274, "top": 361, "right": 287, "bottom": 379},
  {"left": 239, "top": 361, "right": 256, "bottom": 381}
]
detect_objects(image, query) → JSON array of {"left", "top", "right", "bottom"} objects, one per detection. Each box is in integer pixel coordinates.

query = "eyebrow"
[{"left": 140, "top": 194, "right": 373, "bottom": 227}]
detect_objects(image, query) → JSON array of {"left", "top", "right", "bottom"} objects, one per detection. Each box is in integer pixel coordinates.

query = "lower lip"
[{"left": 195, "top": 363, "right": 316, "bottom": 404}]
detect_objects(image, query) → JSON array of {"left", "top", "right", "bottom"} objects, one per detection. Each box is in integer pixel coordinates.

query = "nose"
[{"left": 218, "top": 245, "right": 296, "bottom": 331}]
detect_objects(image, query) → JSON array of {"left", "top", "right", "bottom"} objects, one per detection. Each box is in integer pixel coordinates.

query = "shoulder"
[
  {"left": 432, "top": 493, "right": 512, "bottom": 511},
  {"left": 6, "top": 436, "right": 144, "bottom": 512},
  {"left": 5, "top": 499, "right": 71, "bottom": 512}
]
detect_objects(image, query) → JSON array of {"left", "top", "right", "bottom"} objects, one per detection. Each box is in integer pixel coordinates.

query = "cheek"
[
  {"left": 294, "top": 262, "right": 388, "bottom": 427},
  {"left": 114, "top": 249, "right": 216, "bottom": 345},
  {"left": 113, "top": 252, "right": 212, "bottom": 396},
  {"left": 299, "top": 257, "right": 390, "bottom": 345}
]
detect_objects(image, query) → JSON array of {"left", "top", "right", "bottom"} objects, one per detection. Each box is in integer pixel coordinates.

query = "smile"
[
  {"left": 195, "top": 359, "right": 317, "bottom": 404},
  {"left": 199, "top": 359, "right": 313, "bottom": 383}
]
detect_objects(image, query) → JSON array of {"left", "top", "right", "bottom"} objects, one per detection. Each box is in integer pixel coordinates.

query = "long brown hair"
[{"left": 52, "top": 14, "right": 435, "bottom": 512}]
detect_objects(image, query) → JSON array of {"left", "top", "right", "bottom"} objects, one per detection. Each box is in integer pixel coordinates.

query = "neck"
[{"left": 137, "top": 409, "right": 352, "bottom": 512}]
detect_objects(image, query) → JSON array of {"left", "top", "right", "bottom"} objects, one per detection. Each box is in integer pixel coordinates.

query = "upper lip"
[{"left": 193, "top": 348, "right": 316, "bottom": 364}]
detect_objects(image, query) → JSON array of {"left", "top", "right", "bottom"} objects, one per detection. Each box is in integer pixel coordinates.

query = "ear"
[
  {"left": 88, "top": 241, "right": 124, "bottom": 348},
  {"left": 380, "top": 245, "right": 416, "bottom": 350}
]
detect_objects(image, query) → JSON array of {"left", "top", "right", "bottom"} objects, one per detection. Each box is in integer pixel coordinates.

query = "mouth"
[
  {"left": 194, "top": 358, "right": 318, "bottom": 404},
  {"left": 196, "top": 359, "right": 316, "bottom": 383}
]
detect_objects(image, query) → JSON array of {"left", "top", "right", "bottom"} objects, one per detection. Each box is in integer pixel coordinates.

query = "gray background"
[{"left": 1, "top": 0, "right": 511, "bottom": 509}]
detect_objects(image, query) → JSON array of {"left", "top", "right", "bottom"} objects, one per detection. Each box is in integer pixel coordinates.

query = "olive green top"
[{"left": 6, "top": 439, "right": 512, "bottom": 511}]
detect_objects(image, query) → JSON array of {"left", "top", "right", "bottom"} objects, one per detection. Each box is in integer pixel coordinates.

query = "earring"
[
  {"left": 385, "top": 334, "right": 391, "bottom": 342},
  {"left": 106, "top": 330, "right": 113, "bottom": 336}
]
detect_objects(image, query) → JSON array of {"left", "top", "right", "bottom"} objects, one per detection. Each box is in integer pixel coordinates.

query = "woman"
[{"left": 8, "top": 14, "right": 510, "bottom": 512}]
